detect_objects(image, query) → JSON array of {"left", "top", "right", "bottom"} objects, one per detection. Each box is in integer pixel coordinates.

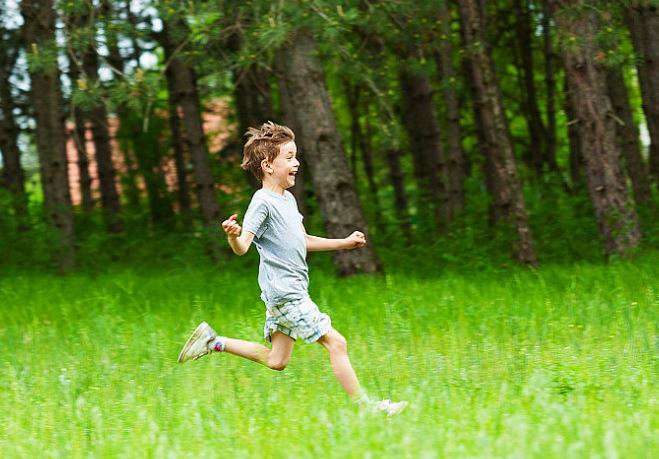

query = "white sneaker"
[
  {"left": 372, "top": 399, "right": 408, "bottom": 416},
  {"left": 177, "top": 321, "right": 218, "bottom": 363}
]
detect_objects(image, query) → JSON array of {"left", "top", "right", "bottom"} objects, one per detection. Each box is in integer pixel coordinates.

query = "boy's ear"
[{"left": 261, "top": 158, "right": 272, "bottom": 175}]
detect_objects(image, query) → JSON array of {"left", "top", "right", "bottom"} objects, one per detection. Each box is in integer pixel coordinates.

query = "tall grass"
[{"left": 0, "top": 252, "right": 656, "bottom": 457}]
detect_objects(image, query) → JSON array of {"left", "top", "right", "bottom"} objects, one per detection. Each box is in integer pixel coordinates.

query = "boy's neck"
[{"left": 261, "top": 181, "right": 285, "bottom": 196}]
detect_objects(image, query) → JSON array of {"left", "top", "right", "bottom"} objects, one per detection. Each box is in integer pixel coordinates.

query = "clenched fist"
[
  {"left": 344, "top": 231, "right": 366, "bottom": 249},
  {"left": 221, "top": 213, "right": 241, "bottom": 237}
]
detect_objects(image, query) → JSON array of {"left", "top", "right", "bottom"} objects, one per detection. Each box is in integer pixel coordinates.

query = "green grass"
[{"left": 0, "top": 252, "right": 656, "bottom": 457}]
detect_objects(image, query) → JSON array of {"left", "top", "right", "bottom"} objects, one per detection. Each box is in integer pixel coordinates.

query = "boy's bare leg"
[
  {"left": 317, "top": 328, "right": 361, "bottom": 398},
  {"left": 222, "top": 331, "right": 294, "bottom": 371}
]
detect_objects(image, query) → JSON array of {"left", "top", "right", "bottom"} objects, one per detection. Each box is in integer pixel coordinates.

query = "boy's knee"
[{"left": 328, "top": 334, "right": 348, "bottom": 354}]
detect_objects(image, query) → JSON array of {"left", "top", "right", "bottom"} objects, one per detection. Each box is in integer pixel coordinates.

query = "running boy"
[{"left": 177, "top": 121, "right": 406, "bottom": 415}]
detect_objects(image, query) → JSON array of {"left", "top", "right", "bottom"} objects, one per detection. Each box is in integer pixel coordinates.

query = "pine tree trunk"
[
  {"left": 399, "top": 63, "right": 446, "bottom": 231},
  {"left": 458, "top": 0, "right": 538, "bottom": 265},
  {"left": 235, "top": 65, "right": 275, "bottom": 191},
  {"left": 626, "top": 3, "right": 659, "bottom": 182},
  {"left": 21, "top": 0, "right": 75, "bottom": 271},
  {"left": 343, "top": 82, "right": 384, "bottom": 234},
  {"left": 606, "top": 67, "right": 651, "bottom": 205},
  {"left": 554, "top": 1, "right": 641, "bottom": 256},
  {"left": 277, "top": 69, "right": 309, "bottom": 219},
  {"left": 542, "top": 0, "right": 558, "bottom": 171},
  {"left": 385, "top": 148, "right": 413, "bottom": 245},
  {"left": 359, "top": 115, "right": 386, "bottom": 235},
  {"left": 436, "top": 0, "right": 467, "bottom": 218},
  {"left": 103, "top": 1, "right": 141, "bottom": 211},
  {"left": 277, "top": 28, "right": 382, "bottom": 276},
  {"left": 514, "top": 0, "right": 547, "bottom": 176},
  {"left": 0, "top": 43, "right": 29, "bottom": 230},
  {"left": 164, "top": 55, "right": 192, "bottom": 220},
  {"left": 163, "top": 21, "right": 221, "bottom": 258},
  {"left": 82, "top": 49, "right": 123, "bottom": 233},
  {"left": 564, "top": 74, "right": 583, "bottom": 189},
  {"left": 71, "top": 105, "right": 94, "bottom": 212}
]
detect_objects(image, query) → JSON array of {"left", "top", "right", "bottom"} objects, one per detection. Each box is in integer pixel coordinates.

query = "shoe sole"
[
  {"left": 388, "top": 401, "right": 408, "bottom": 416},
  {"left": 177, "top": 322, "right": 210, "bottom": 363}
]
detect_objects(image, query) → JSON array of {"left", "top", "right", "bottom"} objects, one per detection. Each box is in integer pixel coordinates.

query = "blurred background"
[
  {"left": 1, "top": 0, "right": 656, "bottom": 274},
  {"left": 1, "top": 1, "right": 657, "bottom": 456}
]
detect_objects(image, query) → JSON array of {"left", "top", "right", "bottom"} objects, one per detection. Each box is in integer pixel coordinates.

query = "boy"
[{"left": 178, "top": 121, "right": 406, "bottom": 416}]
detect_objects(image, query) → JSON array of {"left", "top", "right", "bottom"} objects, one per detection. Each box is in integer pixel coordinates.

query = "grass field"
[{"left": 0, "top": 252, "right": 656, "bottom": 457}]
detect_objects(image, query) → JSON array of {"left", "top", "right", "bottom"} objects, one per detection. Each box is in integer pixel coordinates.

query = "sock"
[
  {"left": 208, "top": 336, "right": 226, "bottom": 352},
  {"left": 352, "top": 390, "right": 371, "bottom": 406}
]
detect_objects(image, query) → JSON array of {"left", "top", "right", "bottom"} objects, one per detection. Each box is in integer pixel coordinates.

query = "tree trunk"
[
  {"left": 458, "top": 0, "right": 537, "bottom": 265},
  {"left": 277, "top": 68, "right": 309, "bottom": 219},
  {"left": 164, "top": 55, "right": 192, "bottom": 220},
  {"left": 564, "top": 74, "right": 583, "bottom": 189},
  {"left": 277, "top": 28, "right": 382, "bottom": 275},
  {"left": 82, "top": 49, "right": 123, "bottom": 233},
  {"left": 436, "top": 0, "right": 467, "bottom": 218},
  {"left": 514, "top": 0, "right": 547, "bottom": 176},
  {"left": 344, "top": 79, "right": 360, "bottom": 181},
  {"left": 385, "top": 148, "right": 413, "bottom": 245},
  {"left": 606, "top": 67, "right": 651, "bottom": 205},
  {"left": 235, "top": 65, "right": 275, "bottom": 191},
  {"left": 399, "top": 62, "right": 446, "bottom": 231},
  {"left": 626, "top": 3, "right": 659, "bottom": 182},
  {"left": 70, "top": 106, "right": 94, "bottom": 212},
  {"left": 0, "top": 40, "right": 29, "bottom": 230},
  {"left": 162, "top": 20, "right": 221, "bottom": 258},
  {"left": 359, "top": 114, "right": 386, "bottom": 235},
  {"left": 554, "top": 1, "right": 640, "bottom": 256},
  {"left": 542, "top": 0, "right": 558, "bottom": 171},
  {"left": 103, "top": 0, "right": 142, "bottom": 211},
  {"left": 21, "top": 0, "right": 75, "bottom": 271}
]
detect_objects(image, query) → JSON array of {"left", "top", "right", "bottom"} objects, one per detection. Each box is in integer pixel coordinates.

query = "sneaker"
[
  {"left": 372, "top": 399, "right": 408, "bottom": 416},
  {"left": 177, "top": 321, "right": 218, "bottom": 363}
]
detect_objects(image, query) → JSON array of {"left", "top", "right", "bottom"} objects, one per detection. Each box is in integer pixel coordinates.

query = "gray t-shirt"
[{"left": 242, "top": 188, "right": 308, "bottom": 308}]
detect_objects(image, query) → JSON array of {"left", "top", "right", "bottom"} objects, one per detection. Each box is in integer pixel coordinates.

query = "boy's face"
[{"left": 262, "top": 140, "right": 300, "bottom": 189}]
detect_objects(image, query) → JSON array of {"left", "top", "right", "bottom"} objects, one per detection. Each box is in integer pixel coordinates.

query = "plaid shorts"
[{"left": 264, "top": 296, "right": 332, "bottom": 343}]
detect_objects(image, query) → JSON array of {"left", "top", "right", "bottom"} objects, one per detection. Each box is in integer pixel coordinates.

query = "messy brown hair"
[{"left": 241, "top": 121, "right": 295, "bottom": 181}]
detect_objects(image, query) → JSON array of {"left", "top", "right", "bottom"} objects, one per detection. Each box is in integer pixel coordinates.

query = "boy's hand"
[
  {"left": 344, "top": 231, "right": 366, "bottom": 249},
  {"left": 221, "top": 214, "right": 241, "bottom": 238}
]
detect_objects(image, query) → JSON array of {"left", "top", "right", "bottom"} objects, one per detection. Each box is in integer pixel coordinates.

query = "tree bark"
[
  {"left": 277, "top": 68, "right": 309, "bottom": 219},
  {"left": 458, "top": 0, "right": 538, "bottom": 265},
  {"left": 164, "top": 53, "right": 192, "bottom": 220},
  {"left": 82, "top": 48, "right": 123, "bottom": 233},
  {"left": 436, "top": 0, "right": 467, "bottom": 218},
  {"left": 70, "top": 100, "right": 94, "bottom": 212},
  {"left": 235, "top": 65, "right": 275, "bottom": 191},
  {"left": 626, "top": 2, "right": 659, "bottom": 182},
  {"left": 0, "top": 34, "right": 29, "bottom": 230},
  {"left": 399, "top": 62, "right": 446, "bottom": 231},
  {"left": 385, "top": 148, "right": 413, "bottom": 245},
  {"left": 162, "top": 20, "right": 221, "bottom": 258},
  {"left": 514, "top": 0, "right": 548, "bottom": 176},
  {"left": 359, "top": 114, "right": 386, "bottom": 235},
  {"left": 564, "top": 74, "right": 583, "bottom": 189},
  {"left": 542, "top": 0, "right": 558, "bottom": 171},
  {"left": 21, "top": 0, "right": 75, "bottom": 271},
  {"left": 606, "top": 66, "right": 651, "bottom": 205},
  {"left": 277, "top": 28, "right": 382, "bottom": 275},
  {"left": 554, "top": 1, "right": 640, "bottom": 256},
  {"left": 102, "top": 0, "right": 141, "bottom": 211}
]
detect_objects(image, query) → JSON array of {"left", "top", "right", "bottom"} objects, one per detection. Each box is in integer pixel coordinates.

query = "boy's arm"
[
  {"left": 302, "top": 223, "right": 366, "bottom": 252},
  {"left": 222, "top": 214, "right": 255, "bottom": 256}
]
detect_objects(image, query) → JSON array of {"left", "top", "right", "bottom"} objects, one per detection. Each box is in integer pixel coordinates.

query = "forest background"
[{"left": 0, "top": 0, "right": 657, "bottom": 456}]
